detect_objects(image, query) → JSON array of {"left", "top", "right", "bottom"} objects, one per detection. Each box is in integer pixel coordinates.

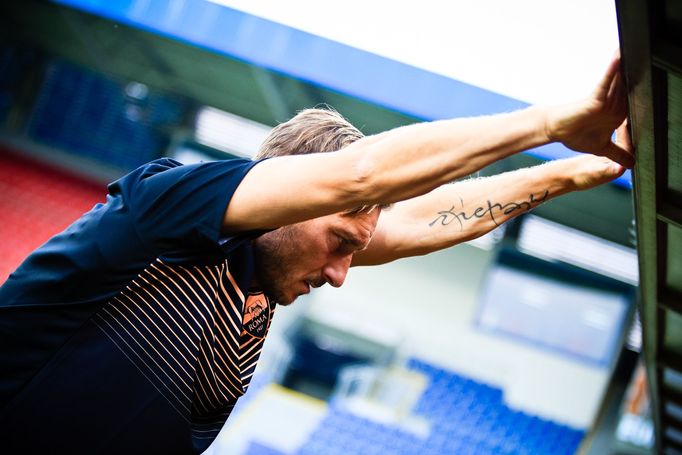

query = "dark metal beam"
[
  {"left": 653, "top": 40, "right": 682, "bottom": 78},
  {"left": 659, "top": 203, "right": 682, "bottom": 229},
  {"left": 616, "top": 0, "right": 663, "bottom": 451}
]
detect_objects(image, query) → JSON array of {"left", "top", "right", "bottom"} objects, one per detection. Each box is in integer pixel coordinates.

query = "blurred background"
[{"left": 0, "top": 1, "right": 655, "bottom": 454}]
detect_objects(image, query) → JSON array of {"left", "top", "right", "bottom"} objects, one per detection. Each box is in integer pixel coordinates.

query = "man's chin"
[
  {"left": 275, "top": 293, "right": 298, "bottom": 307},
  {"left": 263, "top": 287, "right": 296, "bottom": 307}
]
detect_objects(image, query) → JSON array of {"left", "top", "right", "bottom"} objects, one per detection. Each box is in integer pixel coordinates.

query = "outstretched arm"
[
  {"left": 352, "top": 123, "right": 632, "bottom": 266},
  {"left": 224, "top": 55, "right": 631, "bottom": 232}
]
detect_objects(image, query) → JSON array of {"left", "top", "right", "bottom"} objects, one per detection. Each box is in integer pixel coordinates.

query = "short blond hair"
[
  {"left": 256, "top": 107, "right": 388, "bottom": 214},
  {"left": 255, "top": 107, "right": 364, "bottom": 160}
]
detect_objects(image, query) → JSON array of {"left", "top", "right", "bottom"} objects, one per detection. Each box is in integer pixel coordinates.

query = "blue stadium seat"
[
  {"left": 294, "top": 358, "right": 585, "bottom": 454},
  {"left": 27, "top": 59, "right": 188, "bottom": 171},
  {"left": 246, "top": 441, "right": 288, "bottom": 455}
]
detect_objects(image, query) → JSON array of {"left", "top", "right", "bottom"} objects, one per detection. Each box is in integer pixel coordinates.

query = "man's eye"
[{"left": 337, "top": 235, "right": 356, "bottom": 251}]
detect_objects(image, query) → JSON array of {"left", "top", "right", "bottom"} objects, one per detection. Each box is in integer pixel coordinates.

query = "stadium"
[{"left": 0, "top": 1, "right": 679, "bottom": 454}]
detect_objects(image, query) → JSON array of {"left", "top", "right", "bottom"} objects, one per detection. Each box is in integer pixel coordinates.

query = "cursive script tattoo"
[{"left": 428, "top": 190, "right": 549, "bottom": 230}]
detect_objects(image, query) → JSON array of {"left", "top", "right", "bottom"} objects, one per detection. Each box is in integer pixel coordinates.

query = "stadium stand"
[
  {"left": 234, "top": 359, "right": 585, "bottom": 454},
  {"left": 0, "top": 150, "right": 105, "bottom": 283},
  {"left": 27, "top": 60, "right": 187, "bottom": 171}
]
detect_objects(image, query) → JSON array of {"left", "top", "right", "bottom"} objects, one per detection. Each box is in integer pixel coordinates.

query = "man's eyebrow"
[{"left": 338, "top": 229, "right": 370, "bottom": 250}]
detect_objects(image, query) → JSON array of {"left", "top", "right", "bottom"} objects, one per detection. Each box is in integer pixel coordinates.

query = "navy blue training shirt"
[{"left": 0, "top": 157, "right": 277, "bottom": 454}]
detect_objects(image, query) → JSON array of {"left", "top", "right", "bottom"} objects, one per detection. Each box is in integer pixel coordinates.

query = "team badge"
[{"left": 242, "top": 293, "right": 270, "bottom": 339}]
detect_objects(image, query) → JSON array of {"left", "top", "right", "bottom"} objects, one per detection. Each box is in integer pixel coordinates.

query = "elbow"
[
  {"left": 339, "top": 137, "right": 427, "bottom": 208},
  {"left": 345, "top": 150, "right": 382, "bottom": 205}
]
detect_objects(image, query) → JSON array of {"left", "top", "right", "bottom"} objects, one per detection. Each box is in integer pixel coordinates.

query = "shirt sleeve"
[{"left": 113, "top": 157, "right": 262, "bottom": 253}]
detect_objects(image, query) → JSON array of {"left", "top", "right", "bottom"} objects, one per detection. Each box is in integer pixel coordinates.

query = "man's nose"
[{"left": 322, "top": 255, "right": 352, "bottom": 288}]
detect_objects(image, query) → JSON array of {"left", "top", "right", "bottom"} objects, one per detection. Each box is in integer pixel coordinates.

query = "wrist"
[
  {"left": 538, "top": 103, "right": 568, "bottom": 144},
  {"left": 534, "top": 105, "right": 555, "bottom": 144}
]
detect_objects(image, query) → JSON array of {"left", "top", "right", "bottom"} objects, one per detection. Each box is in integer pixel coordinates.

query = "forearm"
[
  {"left": 225, "top": 106, "right": 551, "bottom": 231},
  {"left": 353, "top": 158, "right": 578, "bottom": 266},
  {"left": 219, "top": 54, "right": 628, "bottom": 232},
  {"left": 354, "top": 105, "right": 551, "bottom": 204}
]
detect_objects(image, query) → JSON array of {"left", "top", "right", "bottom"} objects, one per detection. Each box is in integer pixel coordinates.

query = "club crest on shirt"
[{"left": 242, "top": 293, "right": 270, "bottom": 339}]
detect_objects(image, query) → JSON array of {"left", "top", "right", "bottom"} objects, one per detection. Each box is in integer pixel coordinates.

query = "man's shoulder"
[
  {"left": 108, "top": 156, "right": 255, "bottom": 192},
  {"left": 137, "top": 157, "right": 185, "bottom": 176},
  {"left": 108, "top": 157, "right": 183, "bottom": 189}
]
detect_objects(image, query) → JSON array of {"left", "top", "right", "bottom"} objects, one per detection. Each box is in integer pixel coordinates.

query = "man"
[{"left": 0, "top": 55, "right": 633, "bottom": 453}]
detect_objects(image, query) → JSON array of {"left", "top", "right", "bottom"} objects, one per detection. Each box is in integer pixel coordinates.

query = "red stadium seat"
[{"left": 0, "top": 149, "right": 105, "bottom": 284}]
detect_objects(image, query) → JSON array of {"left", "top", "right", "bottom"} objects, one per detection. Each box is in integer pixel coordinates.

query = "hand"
[
  {"left": 566, "top": 154, "right": 624, "bottom": 191},
  {"left": 567, "top": 121, "right": 632, "bottom": 190},
  {"left": 545, "top": 51, "right": 634, "bottom": 168}
]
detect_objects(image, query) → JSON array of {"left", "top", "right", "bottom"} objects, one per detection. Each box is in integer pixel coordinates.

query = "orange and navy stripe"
[{"left": 93, "top": 257, "right": 275, "bottom": 442}]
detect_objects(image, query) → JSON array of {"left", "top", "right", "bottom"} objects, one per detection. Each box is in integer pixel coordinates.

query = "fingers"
[
  {"left": 592, "top": 156, "right": 625, "bottom": 184},
  {"left": 593, "top": 159, "right": 626, "bottom": 189},
  {"left": 568, "top": 154, "right": 625, "bottom": 191},
  {"left": 616, "top": 119, "right": 633, "bottom": 152},
  {"left": 600, "top": 155, "right": 626, "bottom": 184},
  {"left": 606, "top": 159, "right": 626, "bottom": 179},
  {"left": 594, "top": 51, "right": 622, "bottom": 101},
  {"left": 612, "top": 119, "right": 635, "bottom": 168},
  {"left": 607, "top": 67, "right": 624, "bottom": 104},
  {"left": 607, "top": 65, "right": 629, "bottom": 122},
  {"left": 602, "top": 140, "right": 634, "bottom": 169}
]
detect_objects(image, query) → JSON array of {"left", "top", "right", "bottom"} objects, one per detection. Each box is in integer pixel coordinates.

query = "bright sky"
[{"left": 209, "top": 0, "right": 619, "bottom": 105}]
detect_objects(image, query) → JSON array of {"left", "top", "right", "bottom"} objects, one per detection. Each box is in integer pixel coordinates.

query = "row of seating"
[
  {"left": 0, "top": 152, "right": 104, "bottom": 283},
  {"left": 26, "top": 59, "right": 187, "bottom": 171},
  {"left": 0, "top": 47, "right": 40, "bottom": 125},
  {"left": 244, "top": 358, "right": 585, "bottom": 454}
]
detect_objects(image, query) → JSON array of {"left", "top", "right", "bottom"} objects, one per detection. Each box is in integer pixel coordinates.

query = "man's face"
[{"left": 252, "top": 209, "right": 380, "bottom": 306}]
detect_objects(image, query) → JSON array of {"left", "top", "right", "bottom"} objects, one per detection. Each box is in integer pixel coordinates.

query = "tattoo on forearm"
[{"left": 428, "top": 190, "right": 549, "bottom": 230}]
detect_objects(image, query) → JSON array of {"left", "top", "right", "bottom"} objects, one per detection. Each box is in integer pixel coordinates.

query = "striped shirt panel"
[{"left": 93, "top": 257, "right": 276, "bottom": 443}]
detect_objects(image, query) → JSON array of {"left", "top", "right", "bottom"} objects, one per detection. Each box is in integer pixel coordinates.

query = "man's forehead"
[
  {"left": 340, "top": 206, "right": 382, "bottom": 222},
  {"left": 341, "top": 209, "right": 380, "bottom": 229},
  {"left": 338, "top": 210, "right": 380, "bottom": 246}
]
